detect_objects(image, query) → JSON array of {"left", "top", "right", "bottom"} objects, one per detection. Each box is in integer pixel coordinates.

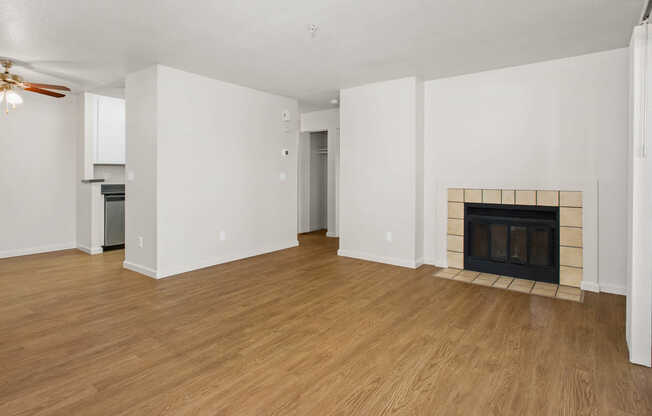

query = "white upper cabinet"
[{"left": 93, "top": 95, "right": 125, "bottom": 165}]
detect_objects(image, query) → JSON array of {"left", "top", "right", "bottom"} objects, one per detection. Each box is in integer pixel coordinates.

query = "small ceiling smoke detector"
[
  {"left": 309, "top": 24, "right": 319, "bottom": 37},
  {"left": 330, "top": 98, "right": 339, "bottom": 105}
]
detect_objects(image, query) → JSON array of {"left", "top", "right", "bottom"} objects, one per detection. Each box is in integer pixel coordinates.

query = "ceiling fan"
[{"left": 0, "top": 60, "right": 71, "bottom": 114}]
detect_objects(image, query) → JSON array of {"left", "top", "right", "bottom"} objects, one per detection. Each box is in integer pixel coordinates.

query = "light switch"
[
  {"left": 127, "top": 171, "right": 135, "bottom": 181},
  {"left": 280, "top": 172, "right": 287, "bottom": 182}
]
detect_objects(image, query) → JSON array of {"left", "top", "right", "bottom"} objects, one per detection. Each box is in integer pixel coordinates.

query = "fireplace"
[{"left": 464, "top": 203, "right": 559, "bottom": 284}]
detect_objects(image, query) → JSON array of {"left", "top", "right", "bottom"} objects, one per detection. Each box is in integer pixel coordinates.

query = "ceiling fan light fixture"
[
  {"left": 1, "top": 60, "right": 69, "bottom": 114},
  {"left": 6, "top": 90, "right": 22, "bottom": 106}
]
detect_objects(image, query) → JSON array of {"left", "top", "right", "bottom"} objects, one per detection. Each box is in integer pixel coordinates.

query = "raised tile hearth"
[{"left": 433, "top": 268, "right": 583, "bottom": 302}]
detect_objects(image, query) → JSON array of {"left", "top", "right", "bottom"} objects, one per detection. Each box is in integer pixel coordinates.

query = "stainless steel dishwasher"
[{"left": 101, "top": 184, "right": 125, "bottom": 250}]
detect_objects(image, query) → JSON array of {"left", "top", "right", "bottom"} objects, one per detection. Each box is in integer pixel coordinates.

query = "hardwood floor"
[{"left": 0, "top": 231, "right": 650, "bottom": 415}]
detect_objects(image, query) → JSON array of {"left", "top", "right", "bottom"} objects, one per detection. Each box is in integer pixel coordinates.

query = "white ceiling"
[{"left": 0, "top": 0, "right": 644, "bottom": 110}]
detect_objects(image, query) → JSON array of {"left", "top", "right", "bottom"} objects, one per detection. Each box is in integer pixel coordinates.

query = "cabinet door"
[{"left": 96, "top": 96, "right": 125, "bottom": 164}]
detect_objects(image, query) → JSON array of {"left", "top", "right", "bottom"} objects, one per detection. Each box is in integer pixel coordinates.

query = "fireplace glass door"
[{"left": 464, "top": 203, "right": 559, "bottom": 284}]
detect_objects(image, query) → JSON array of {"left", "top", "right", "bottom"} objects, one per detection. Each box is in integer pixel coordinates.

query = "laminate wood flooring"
[{"left": 0, "top": 231, "right": 650, "bottom": 415}]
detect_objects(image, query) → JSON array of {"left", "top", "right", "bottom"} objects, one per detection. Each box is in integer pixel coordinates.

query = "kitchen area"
[{"left": 76, "top": 91, "right": 126, "bottom": 255}]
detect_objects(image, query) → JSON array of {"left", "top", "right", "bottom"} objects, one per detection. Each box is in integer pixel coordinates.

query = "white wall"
[
  {"left": 76, "top": 94, "right": 93, "bottom": 253},
  {"left": 339, "top": 77, "right": 424, "bottom": 268},
  {"left": 124, "top": 66, "right": 158, "bottom": 275},
  {"left": 125, "top": 65, "right": 299, "bottom": 278},
  {"left": 300, "top": 109, "right": 340, "bottom": 236},
  {"left": 94, "top": 165, "right": 125, "bottom": 184},
  {"left": 297, "top": 131, "right": 311, "bottom": 233},
  {"left": 0, "top": 92, "right": 78, "bottom": 257},
  {"left": 424, "top": 48, "right": 629, "bottom": 293}
]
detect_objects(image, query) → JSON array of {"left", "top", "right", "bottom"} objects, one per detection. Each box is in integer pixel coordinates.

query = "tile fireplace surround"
[{"left": 447, "top": 188, "right": 583, "bottom": 288}]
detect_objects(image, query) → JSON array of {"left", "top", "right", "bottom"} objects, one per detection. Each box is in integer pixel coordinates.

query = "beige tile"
[
  {"left": 448, "top": 202, "right": 464, "bottom": 219},
  {"left": 501, "top": 190, "right": 515, "bottom": 205},
  {"left": 560, "top": 246, "right": 583, "bottom": 268},
  {"left": 508, "top": 278, "right": 535, "bottom": 293},
  {"left": 534, "top": 282, "right": 558, "bottom": 291},
  {"left": 511, "top": 278, "right": 534, "bottom": 286},
  {"left": 493, "top": 276, "right": 514, "bottom": 289},
  {"left": 464, "top": 189, "right": 482, "bottom": 203},
  {"left": 531, "top": 282, "right": 558, "bottom": 298},
  {"left": 455, "top": 269, "right": 480, "bottom": 282},
  {"left": 556, "top": 286, "right": 582, "bottom": 302},
  {"left": 482, "top": 189, "right": 501, "bottom": 204},
  {"left": 515, "top": 190, "right": 536, "bottom": 205},
  {"left": 560, "top": 227, "right": 582, "bottom": 247},
  {"left": 447, "top": 235, "right": 464, "bottom": 253},
  {"left": 537, "top": 190, "right": 559, "bottom": 207},
  {"left": 447, "top": 218, "right": 464, "bottom": 236},
  {"left": 560, "top": 207, "right": 582, "bottom": 227},
  {"left": 560, "top": 191, "right": 582, "bottom": 207},
  {"left": 434, "top": 268, "right": 460, "bottom": 279},
  {"left": 448, "top": 188, "right": 464, "bottom": 202},
  {"left": 447, "top": 251, "right": 464, "bottom": 269},
  {"left": 560, "top": 266, "right": 582, "bottom": 287},
  {"left": 473, "top": 273, "right": 499, "bottom": 286},
  {"left": 457, "top": 269, "right": 480, "bottom": 278},
  {"left": 558, "top": 285, "right": 582, "bottom": 296}
]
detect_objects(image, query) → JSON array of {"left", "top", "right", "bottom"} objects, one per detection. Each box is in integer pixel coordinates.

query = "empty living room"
[{"left": 2, "top": 1, "right": 652, "bottom": 414}]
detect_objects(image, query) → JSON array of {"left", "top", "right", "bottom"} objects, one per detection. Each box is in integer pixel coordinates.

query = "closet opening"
[{"left": 298, "top": 131, "right": 328, "bottom": 235}]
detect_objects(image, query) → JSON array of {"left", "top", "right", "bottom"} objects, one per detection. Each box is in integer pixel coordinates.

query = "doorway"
[{"left": 298, "top": 131, "right": 328, "bottom": 234}]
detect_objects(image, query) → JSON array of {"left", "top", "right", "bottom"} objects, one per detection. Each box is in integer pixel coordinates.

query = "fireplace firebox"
[{"left": 464, "top": 203, "right": 559, "bottom": 284}]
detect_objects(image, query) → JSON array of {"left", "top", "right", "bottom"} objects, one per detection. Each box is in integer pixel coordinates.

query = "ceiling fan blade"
[
  {"left": 24, "top": 82, "right": 71, "bottom": 91},
  {"left": 23, "top": 86, "right": 65, "bottom": 98}
]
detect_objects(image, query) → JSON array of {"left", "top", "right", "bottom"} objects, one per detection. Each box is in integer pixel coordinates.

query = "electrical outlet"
[
  {"left": 280, "top": 172, "right": 287, "bottom": 182},
  {"left": 219, "top": 231, "right": 226, "bottom": 241},
  {"left": 386, "top": 231, "right": 392, "bottom": 242},
  {"left": 138, "top": 236, "right": 144, "bottom": 248}
]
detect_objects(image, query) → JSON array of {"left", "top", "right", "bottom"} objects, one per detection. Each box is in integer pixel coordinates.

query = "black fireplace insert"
[{"left": 464, "top": 203, "right": 559, "bottom": 284}]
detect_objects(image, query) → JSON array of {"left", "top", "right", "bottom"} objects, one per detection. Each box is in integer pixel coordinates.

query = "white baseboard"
[
  {"left": 77, "top": 244, "right": 103, "bottom": 255},
  {"left": 598, "top": 283, "right": 627, "bottom": 296},
  {"left": 415, "top": 257, "right": 424, "bottom": 268},
  {"left": 423, "top": 258, "right": 445, "bottom": 267},
  {"left": 151, "top": 240, "right": 300, "bottom": 279},
  {"left": 0, "top": 242, "right": 76, "bottom": 259},
  {"left": 579, "top": 281, "right": 626, "bottom": 295},
  {"left": 581, "top": 281, "right": 601, "bottom": 293},
  {"left": 630, "top": 354, "right": 652, "bottom": 367},
  {"left": 337, "top": 249, "right": 420, "bottom": 269},
  {"left": 123, "top": 260, "right": 158, "bottom": 279},
  {"left": 326, "top": 231, "right": 338, "bottom": 238}
]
